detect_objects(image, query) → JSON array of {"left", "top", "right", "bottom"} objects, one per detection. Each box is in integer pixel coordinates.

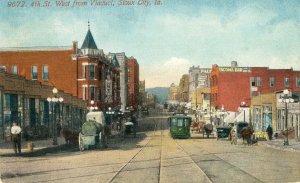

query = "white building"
[{"left": 109, "top": 52, "right": 128, "bottom": 112}]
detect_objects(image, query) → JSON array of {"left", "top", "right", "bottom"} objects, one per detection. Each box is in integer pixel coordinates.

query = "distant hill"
[{"left": 146, "top": 87, "right": 169, "bottom": 104}]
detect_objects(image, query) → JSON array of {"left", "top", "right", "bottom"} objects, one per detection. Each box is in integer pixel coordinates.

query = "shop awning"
[
  {"left": 224, "top": 112, "right": 236, "bottom": 124},
  {"left": 234, "top": 108, "right": 250, "bottom": 123}
]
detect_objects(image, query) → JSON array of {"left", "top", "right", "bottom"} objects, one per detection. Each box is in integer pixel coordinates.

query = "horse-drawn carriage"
[
  {"left": 190, "top": 121, "right": 214, "bottom": 138},
  {"left": 79, "top": 111, "right": 108, "bottom": 151}
]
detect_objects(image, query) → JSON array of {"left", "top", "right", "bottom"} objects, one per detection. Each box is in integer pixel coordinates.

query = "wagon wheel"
[{"left": 79, "top": 134, "right": 84, "bottom": 151}]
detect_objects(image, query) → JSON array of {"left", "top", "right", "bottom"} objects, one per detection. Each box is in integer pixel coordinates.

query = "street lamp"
[
  {"left": 278, "top": 89, "right": 294, "bottom": 146},
  {"left": 240, "top": 101, "right": 246, "bottom": 123},
  {"left": 47, "top": 87, "right": 64, "bottom": 145},
  {"left": 106, "top": 107, "right": 115, "bottom": 126},
  {"left": 219, "top": 105, "right": 225, "bottom": 126},
  {"left": 89, "top": 100, "right": 98, "bottom": 112}
]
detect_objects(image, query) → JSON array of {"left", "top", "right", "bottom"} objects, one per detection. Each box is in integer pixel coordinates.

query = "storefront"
[{"left": 0, "top": 70, "right": 87, "bottom": 141}]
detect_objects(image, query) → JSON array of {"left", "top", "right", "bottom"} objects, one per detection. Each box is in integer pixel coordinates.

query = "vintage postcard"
[{"left": 0, "top": 0, "right": 300, "bottom": 183}]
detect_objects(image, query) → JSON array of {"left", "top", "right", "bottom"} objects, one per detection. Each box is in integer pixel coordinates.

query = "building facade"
[
  {"left": 178, "top": 74, "right": 189, "bottom": 103},
  {"left": 188, "top": 66, "right": 211, "bottom": 102},
  {"left": 0, "top": 70, "right": 86, "bottom": 141},
  {"left": 0, "top": 26, "right": 121, "bottom": 111},
  {"left": 108, "top": 52, "right": 128, "bottom": 112},
  {"left": 210, "top": 62, "right": 300, "bottom": 112},
  {"left": 127, "top": 57, "right": 139, "bottom": 110}
]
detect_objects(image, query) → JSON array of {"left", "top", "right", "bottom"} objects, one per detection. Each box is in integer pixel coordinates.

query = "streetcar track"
[
  {"left": 173, "top": 139, "right": 214, "bottom": 183},
  {"left": 176, "top": 138, "right": 264, "bottom": 183},
  {"left": 108, "top": 119, "right": 163, "bottom": 183}
]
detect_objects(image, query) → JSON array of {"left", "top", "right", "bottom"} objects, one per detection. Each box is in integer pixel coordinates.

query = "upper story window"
[
  {"left": 256, "top": 77, "right": 261, "bottom": 87},
  {"left": 88, "top": 64, "right": 95, "bottom": 80},
  {"left": 269, "top": 77, "right": 274, "bottom": 87},
  {"left": 296, "top": 77, "right": 300, "bottom": 87},
  {"left": 250, "top": 77, "right": 255, "bottom": 86},
  {"left": 284, "top": 77, "right": 289, "bottom": 87},
  {"left": 11, "top": 65, "right": 17, "bottom": 74},
  {"left": 31, "top": 66, "right": 38, "bottom": 80},
  {"left": 82, "top": 65, "right": 86, "bottom": 79},
  {"left": 42, "top": 66, "right": 48, "bottom": 80}
]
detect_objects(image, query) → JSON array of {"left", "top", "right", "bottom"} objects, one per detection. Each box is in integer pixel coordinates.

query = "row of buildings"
[
  {"left": 168, "top": 61, "right": 300, "bottom": 140},
  {"left": 0, "top": 24, "right": 142, "bottom": 140}
]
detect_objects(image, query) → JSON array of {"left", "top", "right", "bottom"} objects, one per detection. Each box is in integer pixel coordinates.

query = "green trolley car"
[{"left": 168, "top": 113, "right": 192, "bottom": 138}]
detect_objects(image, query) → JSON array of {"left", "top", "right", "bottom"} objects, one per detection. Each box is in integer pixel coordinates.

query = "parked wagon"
[
  {"left": 216, "top": 126, "right": 232, "bottom": 140},
  {"left": 79, "top": 111, "right": 106, "bottom": 151},
  {"left": 123, "top": 122, "right": 136, "bottom": 137}
]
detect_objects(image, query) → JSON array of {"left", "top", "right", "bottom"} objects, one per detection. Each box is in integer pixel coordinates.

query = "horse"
[
  {"left": 198, "top": 122, "right": 213, "bottom": 138},
  {"left": 190, "top": 121, "right": 199, "bottom": 133},
  {"left": 240, "top": 127, "right": 254, "bottom": 145},
  {"left": 62, "top": 128, "right": 79, "bottom": 145}
]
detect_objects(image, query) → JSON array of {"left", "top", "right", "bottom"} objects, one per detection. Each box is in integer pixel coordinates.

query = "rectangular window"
[
  {"left": 296, "top": 77, "right": 300, "bottom": 87},
  {"left": 82, "top": 87, "right": 86, "bottom": 100},
  {"left": 31, "top": 66, "right": 38, "bottom": 80},
  {"left": 284, "top": 77, "right": 289, "bottom": 87},
  {"left": 256, "top": 77, "right": 261, "bottom": 87},
  {"left": 270, "top": 77, "right": 274, "bottom": 87},
  {"left": 12, "top": 65, "right": 17, "bottom": 74},
  {"left": 250, "top": 77, "right": 255, "bottom": 86},
  {"left": 82, "top": 65, "right": 86, "bottom": 79},
  {"left": 88, "top": 64, "right": 95, "bottom": 80},
  {"left": 42, "top": 66, "right": 48, "bottom": 80},
  {"left": 90, "top": 86, "right": 95, "bottom": 101}
]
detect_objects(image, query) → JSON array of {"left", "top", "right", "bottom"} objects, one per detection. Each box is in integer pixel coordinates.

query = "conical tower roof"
[{"left": 81, "top": 22, "right": 98, "bottom": 49}]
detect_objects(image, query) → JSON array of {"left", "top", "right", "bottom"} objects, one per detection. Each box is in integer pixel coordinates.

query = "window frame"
[
  {"left": 284, "top": 77, "right": 289, "bottom": 87},
  {"left": 11, "top": 65, "right": 18, "bottom": 74},
  {"left": 269, "top": 77, "right": 274, "bottom": 87},
  {"left": 31, "top": 66, "right": 38, "bottom": 80},
  {"left": 42, "top": 65, "right": 49, "bottom": 80}
]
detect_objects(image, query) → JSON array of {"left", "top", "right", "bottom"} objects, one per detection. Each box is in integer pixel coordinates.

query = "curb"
[{"left": 258, "top": 142, "right": 300, "bottom": 154}]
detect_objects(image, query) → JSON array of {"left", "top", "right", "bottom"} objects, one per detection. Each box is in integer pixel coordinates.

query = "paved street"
[{"left": 1, "top": 112, "right": 300, "bottom": 183}]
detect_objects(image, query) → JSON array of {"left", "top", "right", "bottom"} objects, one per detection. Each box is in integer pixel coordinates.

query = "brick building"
[
  {"left": 210, "top": 62, "right": 300, "bottom": 112},
  {"left": 127, "top": 57, "right": 139, "bottom": 110},
  {"left": 0, "top": 25, "right": 120, "bottom": 110},
  {"left": 0, "top": 70, "right": 86, "bottom": 141}
]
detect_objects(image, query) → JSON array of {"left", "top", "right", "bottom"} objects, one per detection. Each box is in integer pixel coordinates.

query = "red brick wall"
[
  {"left": 251, "top": 67, "right": 300, "bottom": 93},
  {"left": 0, "top": 49, "right": 78, "bottom": 97},
  {"left": 127, "top": 58, "right": 139, "bottom": 109},
  {"left": 211, "top": 65, "right": 300, "bottom": 112}
]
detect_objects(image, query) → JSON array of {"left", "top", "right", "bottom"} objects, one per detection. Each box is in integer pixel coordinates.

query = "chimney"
[
  {"left": 231, "top": 61, "right": 238, "bottom": 67},
  {"left": 72, "top": 41, "right": 78, "bottom": 54}
]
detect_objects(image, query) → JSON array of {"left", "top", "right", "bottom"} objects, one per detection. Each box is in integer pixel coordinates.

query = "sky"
[{"left": 0, "top": 0, "right": 300, "bottom": 88}]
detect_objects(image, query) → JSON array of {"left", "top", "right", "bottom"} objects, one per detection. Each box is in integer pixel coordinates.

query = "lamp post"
[
  {"left": 240, "top": 101, "right": 246, "bottom": 123},
  {"left": 220, "top": 105, "right": 225, "bottom": 126},
  {"left": 89, "top": 100, "right": 98, "bottom": 112},
  {"left": 47, "top": 87, "right": 63, "bottom": 145},
  {"left": 106, "top": 107, "right": 114, "bottom": 127},
  {"left": 278, "top": 89, "right": 294, "bottom": 146}
]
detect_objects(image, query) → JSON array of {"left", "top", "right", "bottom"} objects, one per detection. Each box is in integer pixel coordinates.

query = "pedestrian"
[
  {"left": 11, "top": 122, "right": 22, "bottom": 154},
  {"left": 230, "top": 127, "right": 235, "bottom": 144},
  {"left": 266, "top": 125, "right": 273, "bottom": 140}
]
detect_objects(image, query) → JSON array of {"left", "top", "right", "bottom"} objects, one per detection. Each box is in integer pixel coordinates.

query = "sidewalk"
[
  {"left": 0, "top": 137, "right": 67, "bottom": 155},
  {"left": 258, "top": 138, "right": 300, "bottom": 153}
]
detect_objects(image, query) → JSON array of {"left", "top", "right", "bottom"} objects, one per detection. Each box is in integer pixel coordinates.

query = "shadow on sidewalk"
[{"left": 0, "top": 144, "right": 79, "bottom": 157}]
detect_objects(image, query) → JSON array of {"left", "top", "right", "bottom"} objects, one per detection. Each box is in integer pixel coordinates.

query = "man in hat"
[{"left": 11, "top": 122, "right": 22, "bottom": 154}]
